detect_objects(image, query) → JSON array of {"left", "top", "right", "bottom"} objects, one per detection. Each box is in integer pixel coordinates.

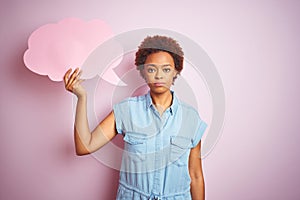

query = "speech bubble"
[{"left": 23, "top": 18, "right": 123, "bottom": 83}]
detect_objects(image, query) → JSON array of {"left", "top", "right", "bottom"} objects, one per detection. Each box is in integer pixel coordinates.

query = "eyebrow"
[{"left": 144, "top": 64, "right": 172, "bottom": 67}]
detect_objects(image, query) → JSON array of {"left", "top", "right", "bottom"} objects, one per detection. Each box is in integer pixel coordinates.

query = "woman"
[{"left": 64, "top": 35, "right": 207, "bottom": 200}]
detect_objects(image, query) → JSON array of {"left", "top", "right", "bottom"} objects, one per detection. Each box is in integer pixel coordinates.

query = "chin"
[{"left": 149, "top": 85, "right": 170, "bottom": 94}]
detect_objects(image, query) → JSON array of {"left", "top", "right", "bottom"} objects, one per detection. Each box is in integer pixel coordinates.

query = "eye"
[
  {"left": 163, "top": 68, "right": 171, "bottom": 73},
  {"left": 147, "top": 68, "right": 156, "bottom": 73}
]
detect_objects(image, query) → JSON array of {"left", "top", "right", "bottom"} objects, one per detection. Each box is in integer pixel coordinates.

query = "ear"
[
  {"left": 172, "top": 70, "right": 179, "bottom": 84},
  {"left": 174, "top": 70, "right": 179, "bottom": 78}
]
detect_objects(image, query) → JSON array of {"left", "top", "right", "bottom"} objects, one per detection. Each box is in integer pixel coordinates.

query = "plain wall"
[{"left": 1, "top": 0, "right": 300, "bottom": 199}]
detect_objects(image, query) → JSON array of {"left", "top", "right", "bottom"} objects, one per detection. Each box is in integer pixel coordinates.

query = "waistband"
[{"left": 118, "top": 181, "right": 190, "bottom": 199}]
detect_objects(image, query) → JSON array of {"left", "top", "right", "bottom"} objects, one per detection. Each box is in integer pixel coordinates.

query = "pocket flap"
[
  {"left": 124, "top": 133, "right": 146, "bottom": 145},
  {"left": 170, "top": 136, "right": 192, "bottom": 149}
]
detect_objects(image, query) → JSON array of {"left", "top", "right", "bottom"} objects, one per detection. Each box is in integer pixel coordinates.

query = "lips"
[{"left": 153, "top": 82, "right": 165, "bottom": 87}]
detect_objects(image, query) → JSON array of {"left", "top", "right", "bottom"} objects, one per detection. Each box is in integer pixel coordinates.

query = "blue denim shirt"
[{"left": 113, "top": 90, "right": 207, "bottom": 200}]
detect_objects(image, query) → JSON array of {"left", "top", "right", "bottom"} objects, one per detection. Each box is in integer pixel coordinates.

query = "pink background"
[{"left": 1, "top": 0, "right": 300, "bottom": 199}]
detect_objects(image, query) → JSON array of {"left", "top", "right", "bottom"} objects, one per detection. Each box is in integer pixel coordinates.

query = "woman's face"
[{"left": 142, "top": 51, "right": 178, "bottom": 94}]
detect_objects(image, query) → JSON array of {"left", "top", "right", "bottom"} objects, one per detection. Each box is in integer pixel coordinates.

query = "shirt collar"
[{"left": 145, "top": 90, "right": 179, "bottom": 116}]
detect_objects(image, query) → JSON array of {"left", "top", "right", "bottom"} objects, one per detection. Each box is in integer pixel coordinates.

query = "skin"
[
  {"left": 64, "top": 51, "right": 205, "bottom": 200},
  {"left": 142, "top": 51, "right": 178, "bottom": 114}
]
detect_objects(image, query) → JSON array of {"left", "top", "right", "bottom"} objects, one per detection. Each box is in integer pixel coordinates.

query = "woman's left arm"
[{"left": 189, "top": 141, "right": 205, "bottom": 200}]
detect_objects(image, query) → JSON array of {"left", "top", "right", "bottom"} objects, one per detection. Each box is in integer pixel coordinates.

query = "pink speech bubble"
[{"left": 24, "top": 18, "right": 114, "bottom": 81}]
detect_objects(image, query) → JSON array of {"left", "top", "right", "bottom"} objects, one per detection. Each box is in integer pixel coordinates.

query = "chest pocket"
[
  {"left": 123, "top": 132, "right": 147, "bottom": 162},
  {"left": 170, "top": 136, "right": 192, "bottom": 166}
]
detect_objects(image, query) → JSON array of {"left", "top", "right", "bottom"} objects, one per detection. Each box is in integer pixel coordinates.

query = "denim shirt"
[{"left": 113, "top": 90, "right": 207, "bottom": 200}]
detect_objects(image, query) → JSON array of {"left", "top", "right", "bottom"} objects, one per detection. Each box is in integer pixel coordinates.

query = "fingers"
[
  {"left": 67, "top": 68, "right": 79, "bottom": 84},
  {"left": 77, "top": 70, "right": 83, "bottom": 79},
  {"left": 63, "top": 68, "right": 73, "bottom": 85},
  {"left": 71, "top": 71, "right": 85, "bottom": 87},
  {"left": 64, "top": 68, "right": 83, "bottom": 92}
]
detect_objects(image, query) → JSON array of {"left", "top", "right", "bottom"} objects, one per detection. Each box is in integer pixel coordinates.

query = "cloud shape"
[{"left": 24, "top": 18, "right": 122, "bottom": 82}]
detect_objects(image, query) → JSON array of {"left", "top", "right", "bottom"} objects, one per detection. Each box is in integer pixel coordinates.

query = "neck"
[{"left": 150, "top": 90, "right": 173, "bottom": 114}]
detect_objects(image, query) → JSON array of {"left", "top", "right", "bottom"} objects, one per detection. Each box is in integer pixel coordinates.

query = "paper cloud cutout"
[{"left": 24, "top": 18, "right": 123, "bottom": 82}]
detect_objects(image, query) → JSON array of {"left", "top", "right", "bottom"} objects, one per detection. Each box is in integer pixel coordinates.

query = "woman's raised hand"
[{"left": 63, "top": 68, "right": 86, "bottom": 98}]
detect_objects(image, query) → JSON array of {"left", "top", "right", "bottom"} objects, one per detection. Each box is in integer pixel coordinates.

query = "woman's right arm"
[{"left": 64, "top": 68, "right": 117, "bottom": 155}]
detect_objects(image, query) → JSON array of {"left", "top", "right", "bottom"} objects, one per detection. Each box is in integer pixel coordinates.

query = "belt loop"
[
  {"left": 148, "top": 193, "right": 153, "bottom": 200},
  {"left": 149, "top": 194, "right": 160, "bottom": 200}
]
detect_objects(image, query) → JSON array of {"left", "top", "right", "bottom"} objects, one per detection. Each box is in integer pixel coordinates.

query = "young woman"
[{"left": 64, "top": 35, "right": 207, "bottom": 200}]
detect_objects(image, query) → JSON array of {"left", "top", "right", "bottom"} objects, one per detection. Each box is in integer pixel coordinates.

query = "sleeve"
[
  {"left": 112, "top": 103, "right": 123, "bottom": 134},
  {"left": 191, "top": 117, "right": 208, "bottom": 148}
]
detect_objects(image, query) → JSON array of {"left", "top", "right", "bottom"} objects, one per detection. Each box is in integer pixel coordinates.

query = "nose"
[{"left": 155, "top": 69, "right": 163, "bottom": 79}]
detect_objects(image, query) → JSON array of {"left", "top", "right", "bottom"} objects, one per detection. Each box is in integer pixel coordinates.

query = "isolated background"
[{"left": 1, "top": 0, "right": 300, "bottom": 199}]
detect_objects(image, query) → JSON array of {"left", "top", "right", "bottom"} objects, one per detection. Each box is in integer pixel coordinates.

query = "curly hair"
[{"left": 135, "top": 35, "right": 184, "bottom": 80}]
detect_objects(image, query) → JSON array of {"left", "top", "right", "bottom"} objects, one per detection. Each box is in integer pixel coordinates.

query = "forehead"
[{"left": 145, "top": 51, "right": 174, "bottom": 65}]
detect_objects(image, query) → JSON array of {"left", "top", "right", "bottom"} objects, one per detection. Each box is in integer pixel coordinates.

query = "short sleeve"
[
  {"left": 191, "top": 118, "right": 207, "bottom": 148},
  {"left": 112, "top": 103, "right": 123, "bottom": 134}
]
